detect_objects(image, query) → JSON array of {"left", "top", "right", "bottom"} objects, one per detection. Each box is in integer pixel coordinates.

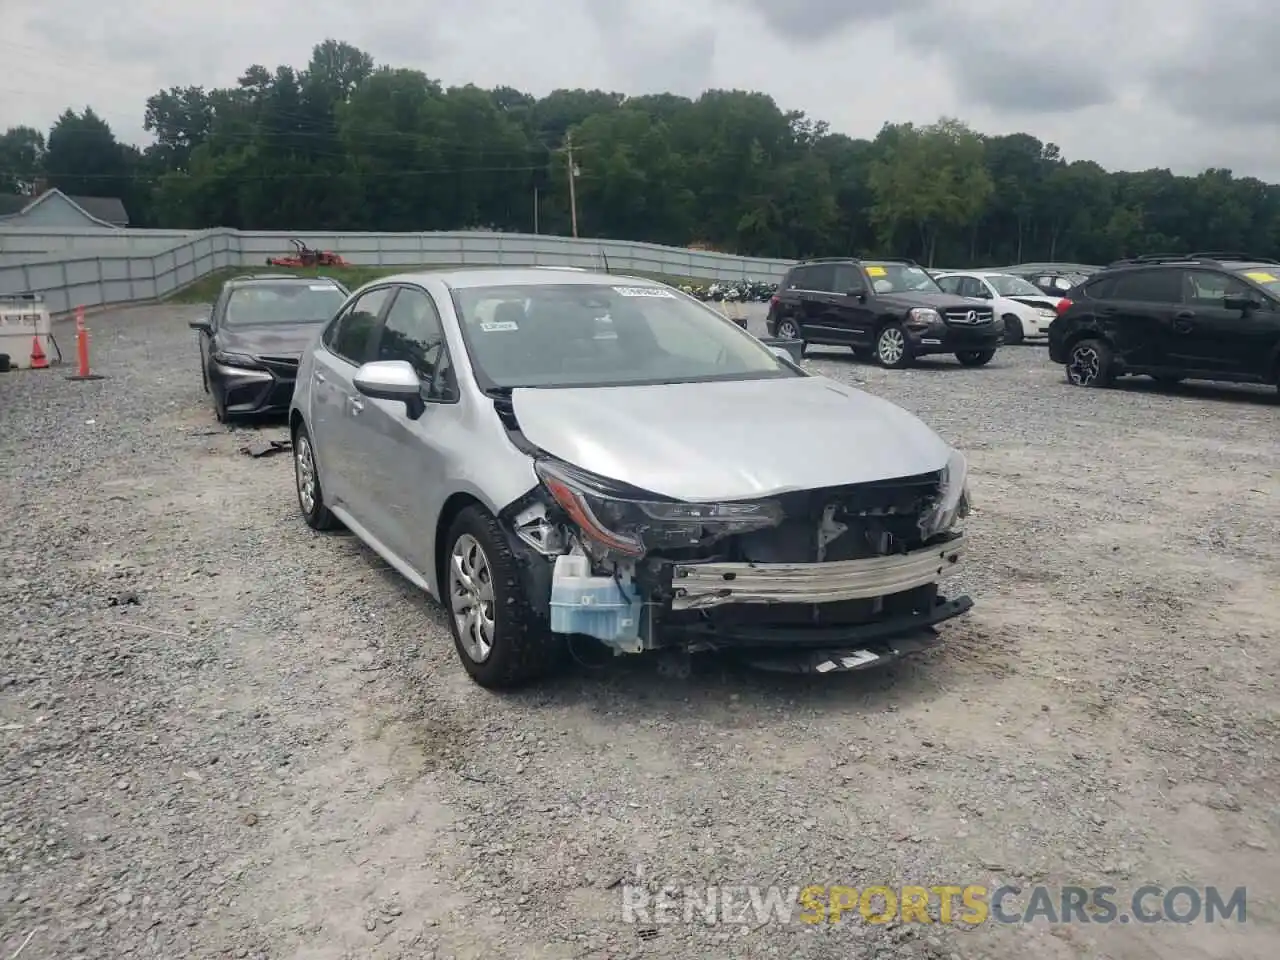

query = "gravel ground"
[{"left": 1, "top": 301, "right": 1277, "bottom": 960}]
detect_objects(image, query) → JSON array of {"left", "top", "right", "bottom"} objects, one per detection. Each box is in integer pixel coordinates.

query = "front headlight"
[
  {"left": 920, "top": 449, "right": 970, "bottom": 537},
  {"left": 907, "top": 307, "right": 940, "bottom": 327},
  {"left": 212, "top": 350, "right": 261, "bottom": 369},
  {"left": 534, "top": 460, "right": 784, "bottom": 558}
]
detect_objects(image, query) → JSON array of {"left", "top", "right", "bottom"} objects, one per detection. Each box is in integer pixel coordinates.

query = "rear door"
[
  {"left": 1170, "top": 269, "right": 1276, "bottom": 376},
  {"left": 1094, "top": 269, "right": 1181, "bottom": 368},
  {"left": 309, "top": 286, "right": 393, "bottom": 516},
  {"left": 771, "top": 266, "right": 809, "bottom": 337},
  {"left": 796, "top": 263, "right": 845, "bottom": 342}
]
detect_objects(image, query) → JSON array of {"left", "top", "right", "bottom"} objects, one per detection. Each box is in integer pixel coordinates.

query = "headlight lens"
[
  {"left": 920, "top": 449, "right": 970, "bottom": 537},
  {"left": 907, "top": 307, "right": 940, "bottom": 326},
  {"left": 212, "top": 350, "right": 261, "bottom": 369},
  {"left": 534, "top": 460, "right": 783, "bottom": 558}
]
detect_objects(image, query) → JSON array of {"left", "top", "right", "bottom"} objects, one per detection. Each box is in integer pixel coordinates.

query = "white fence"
[{"left": 0, "top": 228, "right": 795, "bottom": 315}]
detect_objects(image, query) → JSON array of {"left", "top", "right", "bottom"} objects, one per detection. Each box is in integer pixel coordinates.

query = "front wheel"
[
  {"left": 1002, "top": 315, "right": 1024, "bottom": 345},
  {"left": 1065, "top": 338, "right": 1114, "bottom": 387},
  {"left": 293, "top": 422, "right": 340, "bottom": 531},
  {"left": 444, "top": 506, "right": 565, "bottom": 689},
  {"left": 956, "top": 349, "right": 996, "bottom": 367},
  {"left": 875, "top": 323, "right": 911, "bottom": 368}
]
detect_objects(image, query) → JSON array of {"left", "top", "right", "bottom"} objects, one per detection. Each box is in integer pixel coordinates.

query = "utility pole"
[
  {"left": 533, "top": 186, "right": 539, "bottom": 234},
  {"left": 566, "top": 130, "right": 579, "bottom": 238}
]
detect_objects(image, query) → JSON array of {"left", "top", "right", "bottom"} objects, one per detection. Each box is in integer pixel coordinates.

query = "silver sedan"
[{"left": 289, "top": 268, "right": 972, "bottom": 688}]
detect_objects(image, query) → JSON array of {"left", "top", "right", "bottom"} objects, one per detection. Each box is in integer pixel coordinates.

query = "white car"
[{"left": 932, "top": 271, "right": 1064, "bottom": 344}]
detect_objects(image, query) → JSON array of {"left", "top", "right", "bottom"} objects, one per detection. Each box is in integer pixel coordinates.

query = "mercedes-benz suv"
[{"left": 765, "top": 258, "right": 1004, "bottom": 368}]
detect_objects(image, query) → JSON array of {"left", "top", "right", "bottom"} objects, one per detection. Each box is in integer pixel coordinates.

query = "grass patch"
[{"left": 166, "top": 263, "right": 700, "bottom": 304}]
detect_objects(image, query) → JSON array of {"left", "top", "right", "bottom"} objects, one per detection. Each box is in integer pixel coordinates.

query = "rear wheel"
[
  {"left": 1065, "top": 338, "right": 1114, "bottom": 387},
  {"left": 1002, "top": 315, "right": 1024, "bottom": 345},
  {"left": 444, "top": 506, "right": 565, "bottom": 689},
  {"left": 775, "top": 318, "right": 801, "bottom": 341},
  {"left": 956, "top": 349, "right": 996, "bottom": 367},
  {"left": 875, "top": 323, "right": 911, "bottom": 369}
]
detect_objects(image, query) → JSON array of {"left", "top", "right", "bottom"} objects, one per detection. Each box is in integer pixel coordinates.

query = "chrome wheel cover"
[
  {"left": 450, "top": 534, "right": 496, "bottom": 663},
  {"left": 1068, "top": 345, "right": 1100, "bottom": 385},
  {"left": 295, "top": 435, "right": 317, "bottom": 514}
]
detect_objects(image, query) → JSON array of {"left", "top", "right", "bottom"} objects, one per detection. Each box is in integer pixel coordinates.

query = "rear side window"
[
  {"left": 1109, "top": 270, "right": 1181, "bottom": 303},
  {"left": 1083, "top": 276, "right": 1115, "bottom": 299},
  {"left": 804, "top": 264, "right": 837, "bottom": 292},
  {"left": 325, "top": 287, "right": 392, "bottom": 364},
  {"left": 782, "top": 266, "right": 807, "bottom": 290}
]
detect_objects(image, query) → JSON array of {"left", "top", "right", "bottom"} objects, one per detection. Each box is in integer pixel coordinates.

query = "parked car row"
[
  {"left": 765, "top": 253, "right": 1280, "bottom": 392},
  {"left": 189, "top": 267, "right": 975, "bottom": 690}
]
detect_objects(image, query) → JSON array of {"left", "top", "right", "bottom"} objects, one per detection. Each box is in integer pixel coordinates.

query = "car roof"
[
  {"left": 226, "top": 274, "right": 345, "bottom": 288},
  {"left": 370, "top": 267, "right": 670, "bottom": 291}
]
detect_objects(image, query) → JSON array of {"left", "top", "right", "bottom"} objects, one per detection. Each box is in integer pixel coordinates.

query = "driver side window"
[
  {"left": 375, "top": 286, "right": 456, "bottom": 401},
  {"left": 325, "top": 287, "right": 391, "bottom": 365}
]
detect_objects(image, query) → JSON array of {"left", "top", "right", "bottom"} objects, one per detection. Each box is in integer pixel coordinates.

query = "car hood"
[
  {"left": 1007, "top": 295, "right": 1061, "bottom": 311},
  {"left": 877, "top": 291, "right": 977, "bottom": 310},
  {"left": 510, "top": 376, "right": 951, "bottom": 501},
  {"left": 216, "top": 323, "right": 325, "bottom": 357}
]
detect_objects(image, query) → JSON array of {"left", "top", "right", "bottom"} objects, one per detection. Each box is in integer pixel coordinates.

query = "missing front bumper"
[{"left": 669, "top": 536, "right": 964, "bottom": 611}]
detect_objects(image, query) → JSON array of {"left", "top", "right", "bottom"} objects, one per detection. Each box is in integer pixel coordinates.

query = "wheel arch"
[
  {"left": 1062, "top": 326, "right": 1111, "bottom": 355},
  {"left": 434, "top": 492, "right": 487, "bottom": 597}
]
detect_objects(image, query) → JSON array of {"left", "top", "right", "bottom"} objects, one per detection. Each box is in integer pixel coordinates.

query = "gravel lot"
[{"left": 2, "top": 300, "right": 1277, "bottom": 960}]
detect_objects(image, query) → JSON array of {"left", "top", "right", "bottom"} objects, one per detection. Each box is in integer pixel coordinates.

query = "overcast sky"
[{"left": 6, "top": 0, "right": 1276, "bottom": 180}]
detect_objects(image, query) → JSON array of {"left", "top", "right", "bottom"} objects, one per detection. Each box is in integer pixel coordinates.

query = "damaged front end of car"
[{"left": 495, "top": 449, "right": 973, "bottom": 672}]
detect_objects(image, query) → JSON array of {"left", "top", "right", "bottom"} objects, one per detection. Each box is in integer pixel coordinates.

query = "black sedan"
[{"left": 190, "top": 275, "right": 349, "bottom": 422}]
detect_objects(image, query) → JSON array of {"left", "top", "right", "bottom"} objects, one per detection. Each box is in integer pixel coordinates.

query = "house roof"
[{"left": 0, "top": 188, "right": 129, "bottom": 227}]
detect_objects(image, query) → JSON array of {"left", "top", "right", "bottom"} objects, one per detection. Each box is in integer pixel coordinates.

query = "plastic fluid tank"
[{"left": 549, "top": 554, "right": 641, "bottom": 645}]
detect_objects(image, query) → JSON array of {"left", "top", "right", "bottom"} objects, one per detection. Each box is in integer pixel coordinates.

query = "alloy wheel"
[
  {"left": 777, "top": 319, "right": 798, "bottom": 339},
  {"left": 450, "top": 534, "right": 496, "bottom": 663},
  {"left": 1067, "top": 345, "right": 1100, "bottom": 385},
  {"left": 878, "top": 327, "right": 905, "bottom": 365}
]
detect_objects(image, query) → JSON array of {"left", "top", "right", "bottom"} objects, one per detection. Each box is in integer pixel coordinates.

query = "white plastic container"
[{"left": 549, "top": 554, "right": 641, "bottom": 645}]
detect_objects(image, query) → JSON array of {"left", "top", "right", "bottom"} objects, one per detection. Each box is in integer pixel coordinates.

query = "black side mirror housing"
[
  {"left": 1223, "top": 294, "right": 1258, "bottom": 312},
  {"left": 188, "top": 319, "right": 211, "bottom": 332},
  {"left": 847, "top": 287, "right": 867, "bottom": 301}
]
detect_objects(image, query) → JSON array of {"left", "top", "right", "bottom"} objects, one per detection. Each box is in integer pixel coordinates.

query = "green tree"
[{"left": 0, "top": 126, "right": 45, "bottom": 194}]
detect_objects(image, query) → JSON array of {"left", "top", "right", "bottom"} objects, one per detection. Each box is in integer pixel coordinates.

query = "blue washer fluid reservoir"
[{"left": 549, "top": 554, "right": 641, "bottom": 646}]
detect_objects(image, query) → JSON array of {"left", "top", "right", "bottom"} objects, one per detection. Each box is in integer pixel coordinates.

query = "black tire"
[
  {"left": 875, "top": 323, "right": 912, "bottom": 369},
  {"left": 1065, "top": 338, "right": 1114, "bottom": 387},
  {"left": 1002, "top": 315, "right": 1024, "bottom": 345},
  {"left": 852, "top": 347, "right": 874, "bottom": 362},
  {"left": 443, "top": 505, "right": 565, "bottom": 689},
  {"left": 292, "top": 421, "right": 339, "bottom": 531},
  {"left": 956, "top": 349, "right": 996, "bottom": 367},
  {"left": 775, "top": 317, "right": 802, "bottom": 342}
]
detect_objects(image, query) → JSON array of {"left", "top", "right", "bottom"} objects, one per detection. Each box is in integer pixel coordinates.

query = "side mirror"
[
  {"left": 847, "top": 287, "right": 867, "bottom": 301},
  {"left": 188, "top": 319, "right": 211, "bottom": 332},
  {"left": 353, "top": 360, "right": 425, "bottom": 418},
  {"left": 1223, "top": 294, "right": 1257, "bottom": 312}
]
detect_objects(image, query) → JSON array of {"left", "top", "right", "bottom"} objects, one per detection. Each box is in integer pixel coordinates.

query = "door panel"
[
  {"left": 1096, "top": 269, "right": 1181, "bottom": 368},
  {"left": 360, "top": 285, "right": 456, "bottom": 570},
  {"left": 311, "top": 286, "right": 393, "bottom": 518},
  {"left": 1169, "top": 270, "right": 1273, "bottom": 375}
]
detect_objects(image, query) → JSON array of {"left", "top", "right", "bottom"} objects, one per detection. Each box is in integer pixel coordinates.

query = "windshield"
[
  {"left": 1233, "top": 265, "right": 1280, "bottom": 296},
  {"left": 450, "top": 283, "right": 799, "bottom": 389},
  {"left": 986, "top": 274, "right": 1045, "bottom": 297},
  {"left": 224, "top": 284, "right": 346, "bottom": 326},
  {"left": 863, "top": 262, "right": 942, "bottom": 295}
]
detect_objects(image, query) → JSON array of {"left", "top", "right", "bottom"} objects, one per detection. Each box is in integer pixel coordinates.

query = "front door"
[
  {"left": 360, "top": 284, "right": 460, "bottom": 572},
  {"left": 825, "top": 262, "right": 876, "bottom": 346},
  {"left": 1171, "top": 269, "right": 1276, "bottom": 376}
]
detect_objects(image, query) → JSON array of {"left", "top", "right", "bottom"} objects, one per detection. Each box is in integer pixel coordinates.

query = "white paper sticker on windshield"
[
  {"left": 480, "top": 320, "right": 519, "bottom": 332},
  {"left": 308, "top": 284, "right": 335, "bottom": 291},
  {"left": 613, "top": 286, "right": 674, "bottom": 298}
]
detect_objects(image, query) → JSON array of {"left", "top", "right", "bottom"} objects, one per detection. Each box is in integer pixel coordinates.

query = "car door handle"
[
  {"left": 348, "top": 396, "right": 363, "bottom": 413},
  {"left": 313, "top": 371, "right": 326, "bottom": 384}
]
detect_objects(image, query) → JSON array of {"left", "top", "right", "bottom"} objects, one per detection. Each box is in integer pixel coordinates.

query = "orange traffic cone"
[{"left": 30, "top": 335, "right": 49, "bottom": 369}]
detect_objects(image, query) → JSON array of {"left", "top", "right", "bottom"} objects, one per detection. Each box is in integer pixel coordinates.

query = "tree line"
[{"left": 2, "top": 39, "right": 1278, "bottom": 267}]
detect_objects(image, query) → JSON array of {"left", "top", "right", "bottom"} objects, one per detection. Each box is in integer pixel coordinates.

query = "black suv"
[
  {"left": 1048, "top": 252, "right": 1280, "bottom": 393},
  {"left": 765, "top": 257, "right": 1004, "bottom": 368}
]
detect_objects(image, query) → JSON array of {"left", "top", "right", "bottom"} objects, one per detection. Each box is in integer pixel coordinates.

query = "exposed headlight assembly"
[
  {"left": 535, "top": 460, "right": 783, "bottom": 558},
  {"left": 920, "top": 448, "right": 970, "bottom": 537}
]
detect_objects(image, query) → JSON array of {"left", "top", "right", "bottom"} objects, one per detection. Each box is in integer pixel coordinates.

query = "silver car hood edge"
[{"left": 510, "top": 376, "right": 951, "bottom": 502}]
